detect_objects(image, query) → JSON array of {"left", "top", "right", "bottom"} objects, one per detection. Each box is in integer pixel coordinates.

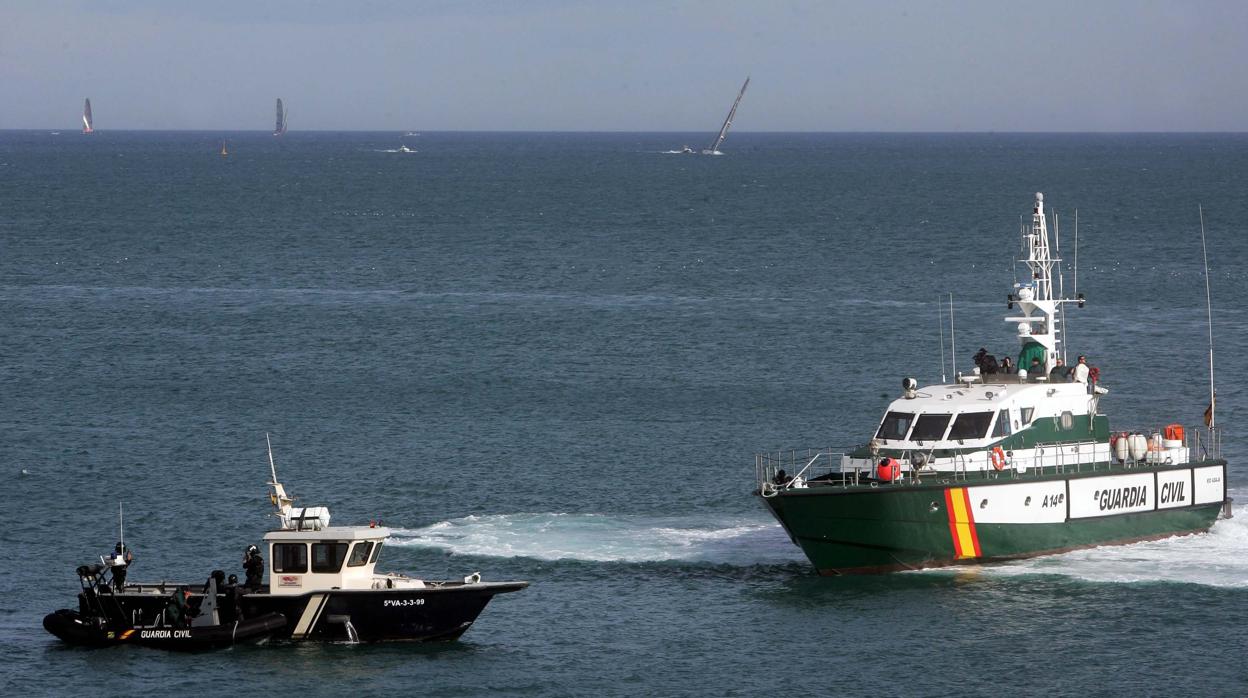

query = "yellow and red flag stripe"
[{"left": 944, "top": 487, "right": 982, "bottom": 559}]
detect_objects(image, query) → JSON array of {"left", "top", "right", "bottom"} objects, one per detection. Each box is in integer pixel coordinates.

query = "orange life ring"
[{"left": 990, "top": 446, "right": 1007, "bottom": 471}]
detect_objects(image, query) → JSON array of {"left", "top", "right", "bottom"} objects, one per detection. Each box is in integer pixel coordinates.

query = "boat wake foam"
[{"left": 387, "top": 512, "right": 805, "bottom": 565}]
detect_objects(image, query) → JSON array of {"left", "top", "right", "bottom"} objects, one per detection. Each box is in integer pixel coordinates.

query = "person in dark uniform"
[
  {"left": 110, "top": 542, "right": 134, "bottom": 592},
  {"left": 1048, "top": 358, "right": 1068, "bottom": 382},
  {"left": 243, "top": 545, "right": 265, "bottom": 591}
]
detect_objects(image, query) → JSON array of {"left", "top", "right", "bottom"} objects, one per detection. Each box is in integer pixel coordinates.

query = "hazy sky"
[{"left": 3, "top": 0, "right": 1246, "bottom": 131}]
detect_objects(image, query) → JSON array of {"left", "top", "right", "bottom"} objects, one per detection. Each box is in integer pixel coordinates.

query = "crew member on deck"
[
  {"left": 1072, "top": 355, "right": 1090, "bottom": 383},
  {"left": 1049, "top": 358, "right": 1068, "bottom": 382},
  {"left": 243, "top": 545, "right": 264, "bottom": 592},
  {"left": 1028, "top": 357, "right": 1043, "bottom": 380},
  {"left": 109, "top": 542, "right": 133, "bottom": 591}
]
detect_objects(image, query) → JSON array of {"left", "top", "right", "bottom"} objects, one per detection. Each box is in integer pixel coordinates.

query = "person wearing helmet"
[
  {"left": 110, "top": 542, "right": 134, "bottom": 591},
  {"left": 243, "top": 545, "right": 264, "bottom": 591}
]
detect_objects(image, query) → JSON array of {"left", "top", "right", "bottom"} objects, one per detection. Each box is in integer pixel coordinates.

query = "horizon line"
[{"left": 4, "top": 128, "right": 1247, "bottom": 135}]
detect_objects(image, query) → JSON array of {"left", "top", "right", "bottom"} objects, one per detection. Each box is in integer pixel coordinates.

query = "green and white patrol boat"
[{"left": 756, "top": 193, "right": 1231, "bottom": 575}]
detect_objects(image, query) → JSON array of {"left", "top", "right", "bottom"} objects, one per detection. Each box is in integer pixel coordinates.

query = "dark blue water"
[{"left": 2, "top": 131, "right": 1247, "bottom": 696}]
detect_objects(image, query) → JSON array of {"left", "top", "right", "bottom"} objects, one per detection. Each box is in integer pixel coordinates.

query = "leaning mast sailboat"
[
  {"left": 82, "top": 98, "right": 94, "bottom": 134},
  {"left": 274, "top": 99, "right": 288, "bottom": 136},
  {"left": 702, "top": 77, "right": 749, "bottom": 155}
]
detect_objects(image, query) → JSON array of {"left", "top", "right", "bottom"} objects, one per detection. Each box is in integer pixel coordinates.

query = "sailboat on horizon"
[
  {"left": 675, "top": 77, "right": 750, "bottom": 155},
  {"left": 82, "top": 98, "right": 94, "bottom": 134},
  {"left": 220, "top": 139, "right": 228, "bottom": 157},
  {"left": 274, "top": 98, "right": 288, "bottom": 136}
]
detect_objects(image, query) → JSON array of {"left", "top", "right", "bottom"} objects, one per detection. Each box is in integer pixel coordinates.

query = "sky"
[{"left": 2, "top": 0, "right": 1246, "bottom": 131}]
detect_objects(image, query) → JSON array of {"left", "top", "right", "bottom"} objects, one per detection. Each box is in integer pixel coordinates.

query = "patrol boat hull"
[
  {"left": 760, "top": 462, "right": 1228, "bottom": 575},
  {"left": 95, "top": 582, "right": 527, "bottom": 643}
]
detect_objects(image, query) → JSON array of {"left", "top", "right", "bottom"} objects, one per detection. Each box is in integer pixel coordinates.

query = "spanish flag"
[{"left": 1204, "top": 391, "right": 1216, "bottom": 428}]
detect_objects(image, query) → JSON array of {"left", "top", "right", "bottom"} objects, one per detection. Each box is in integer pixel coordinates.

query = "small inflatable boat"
[
  {"left": 43, "top": 608, "right": 287, "bottom": 650},
  {"left": 44, "top": 564, "right": 285, "bottom": 650}
]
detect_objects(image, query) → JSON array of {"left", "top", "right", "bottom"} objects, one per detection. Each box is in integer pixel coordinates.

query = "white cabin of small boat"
[{"left": 263, "top": 525, "right": 392, "bottom": 596}]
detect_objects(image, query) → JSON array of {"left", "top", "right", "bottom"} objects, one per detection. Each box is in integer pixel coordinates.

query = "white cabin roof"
[
  {"left": 263, "top": 525, "right": 390, "bottom": 542},
  {"left": 886, "top": 380, "right": 1089, "bottom": 414}
]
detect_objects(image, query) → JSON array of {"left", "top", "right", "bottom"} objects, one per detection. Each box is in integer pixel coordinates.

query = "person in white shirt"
[{"left": 1072, "top": 355, "right": 1090, "bottom": 383}]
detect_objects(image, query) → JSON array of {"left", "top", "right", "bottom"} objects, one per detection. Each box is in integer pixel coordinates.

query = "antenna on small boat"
[
  {"left": 1199, "top": 206, "right": 1215, "bottom": 432},
  {"left": 266, "top": 432, "right": 278, "bottom": 485},
  {"left": 118, "top": 502, "right": 124, "bottom": 551},
  {"left": 937, "top": 298, "right": 947, "bottom": 383}
]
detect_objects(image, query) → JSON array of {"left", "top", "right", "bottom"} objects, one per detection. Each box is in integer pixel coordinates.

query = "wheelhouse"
[{"left": 264, "top": 526, "right": 388, "bottom": 595}]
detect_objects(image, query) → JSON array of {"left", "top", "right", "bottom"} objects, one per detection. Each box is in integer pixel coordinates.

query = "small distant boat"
[
  {"left": 696, "top": 77, "right": 749, "bottom": 155},
  {"left": 274, "top": 98, "right": 288, "bottom": 136},
  {"left": 404, "top": 131, "right": 420, "bottom": 137},
  {"left": 398, "top": 145, "right": 415, "bottom": 153},
  {"left": 82, "top": 98, "right": 94, "bottom": 134},
  {"left": 220, "top": 140, "right": 229, "bottom": 157}
]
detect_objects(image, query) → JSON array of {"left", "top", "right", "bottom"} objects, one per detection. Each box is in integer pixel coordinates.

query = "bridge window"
[
  {"left": 369, "top": 542, "right": 384, "bottom": 564},
  {"left": 347, "top": 542, "right": 374, "bottom": 567},
  {"left": 1021, "top": 407, "right": 1035, "bottom": 424},
  {"left": 992, "top": 408, "right": 1011, "bottom": 438},
  {"left": 910, "top": 414, "right": 952, "bottom": 441},
  {"left": 311, "top": 542, "right": 350, "bottom": 573},
  {"left": 876, "top": 412, "right": 915, "bottom": 440},
  {"left": 273, "top": 543, "right": 307, "bottom": 574},
  {"left": 949, "top": 412, "right": 993, "bottom": 440}
]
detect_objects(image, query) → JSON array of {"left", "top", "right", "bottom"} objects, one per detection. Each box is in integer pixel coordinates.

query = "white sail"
[
  {"left": 703, "top": 77, "right": 749, "bottom": 154},
  {"left": 82, "top": 98, "right": 94, "bottom": 134}
]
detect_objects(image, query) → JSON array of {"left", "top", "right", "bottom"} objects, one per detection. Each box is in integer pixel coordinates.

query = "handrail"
[{"left": 756, "top": 426, "right": 1222, "bottom": 493}]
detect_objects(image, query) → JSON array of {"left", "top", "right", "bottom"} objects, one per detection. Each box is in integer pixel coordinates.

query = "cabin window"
[
  {"left": 273, "top": 543, "right": 308, "bottom": 574},
  {"left": 910, "top": 414, "right": 952, "bottom": 441},
  {"left": 949, "top": 412, "right": 993, "bottom": 440},
  {"left": 992, "top": 408, "right": 1011, "bottom": 438},
  {"left": 1020, "top": 407, "right": 1035, "bottom": 424},
  {"left": 348, "top": 542, "right": 374, "bottom": 567},
  {"left": 1059, "top": 411, "right": 1075, "bottom": 430},
  {"left": 876, "top": 412, "right": 915, "bottom": 440},
  {"left": 311, "top": 542, "right": 350, "bottom": 573},
  {"left": 369, "top": 542, "right": 384, "bottom": 564}
]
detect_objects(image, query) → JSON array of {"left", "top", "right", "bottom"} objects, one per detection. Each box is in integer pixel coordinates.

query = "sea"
[{"left": 1, "top": 131, "right": 1246, "bottom": 696}]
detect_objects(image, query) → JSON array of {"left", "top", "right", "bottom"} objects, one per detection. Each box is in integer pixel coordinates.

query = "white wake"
[{"left": 387, "top": 512, "right": 804, "bottom": 566}]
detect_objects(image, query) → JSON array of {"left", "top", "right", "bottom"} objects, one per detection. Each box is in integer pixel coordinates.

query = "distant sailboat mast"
[
  {"left": 704, "top": 76, "right": 749, "bottom": 154},
  {"left": 82, "top": 98, "right": 94, "bottom": 134},
  {"left": 274, "top": 98, "right": 288, "bottom": 136}
]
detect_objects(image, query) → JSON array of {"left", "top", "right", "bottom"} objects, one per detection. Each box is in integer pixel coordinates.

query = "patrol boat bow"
[{"left": 756, "top": 193, "right": 1231, "bottom": 574}]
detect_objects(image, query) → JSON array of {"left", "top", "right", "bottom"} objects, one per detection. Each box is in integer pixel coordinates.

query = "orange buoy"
[
  {"left": 990, "top": 446, "right": 1007, "bottom": 471},
  {"left": 878, "top": 457, "right": 898, "bottom": 482}
]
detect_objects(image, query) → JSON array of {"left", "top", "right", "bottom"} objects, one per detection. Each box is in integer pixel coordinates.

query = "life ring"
[{"left": 990, "top": 446, "right": 1007, "bottom": 471}]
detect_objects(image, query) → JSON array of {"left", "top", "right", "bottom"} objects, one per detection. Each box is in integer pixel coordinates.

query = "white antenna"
[
  {"left": 1199, "top": 206, "right": 1215, "bottom": 431},
  {"left": 948, "top": 292, "right": 956, "bottom": 376},
  {"left": 937, "top": 298, "right": 947, "bottom": 383},
  {"left": 1054, "top": 211, "right": 1068, "bottom": 364},
  {"left": 1073, "top": 209, "right": 1079, "bottom": 298},
  {"left": 266, "top": 432, "right": 278, "bottom": 484},
  {"left": 118, "top": 502, "right": 124, "bottom": 550}
]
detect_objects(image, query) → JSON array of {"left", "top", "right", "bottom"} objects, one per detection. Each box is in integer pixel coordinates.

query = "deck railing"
[{"left": 757, "top": 425, "right": 1222, "bottom": 494}]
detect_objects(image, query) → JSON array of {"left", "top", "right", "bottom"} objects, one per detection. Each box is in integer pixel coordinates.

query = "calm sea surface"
[{"left": 1, "top": 131, "right": 1247, "bottom": 696}]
